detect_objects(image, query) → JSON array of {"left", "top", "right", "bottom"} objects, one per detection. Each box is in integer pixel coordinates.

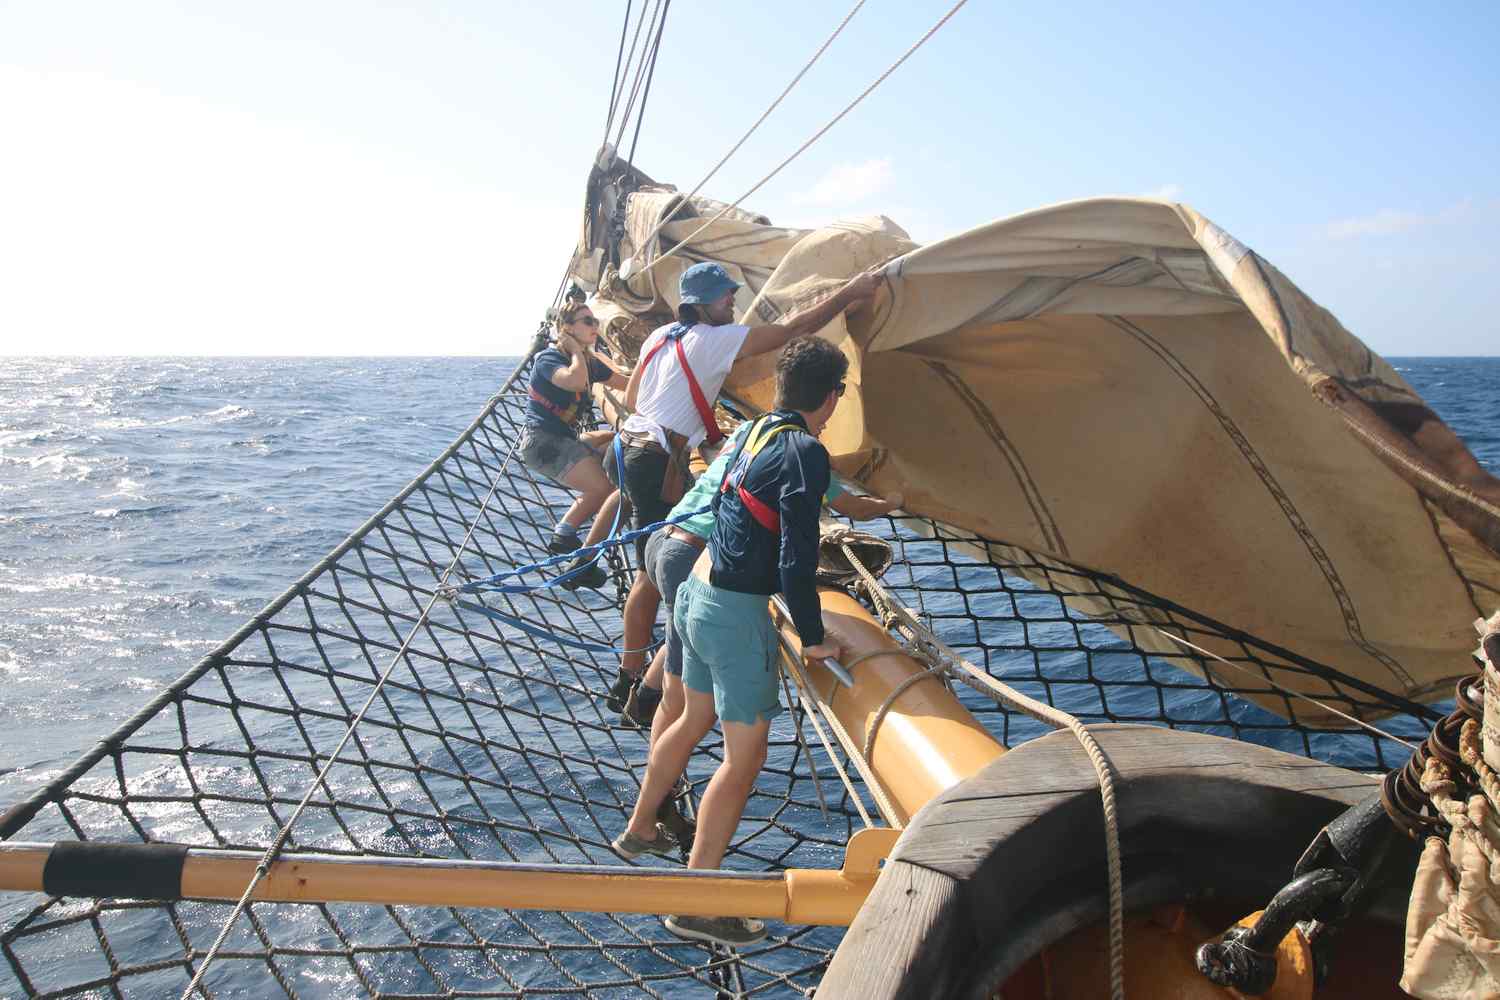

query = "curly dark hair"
[{"left": 775, "top": 336, "right": 848, "bottom": 411}]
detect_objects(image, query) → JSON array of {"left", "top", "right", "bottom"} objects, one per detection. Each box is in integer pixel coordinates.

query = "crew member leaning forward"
[
  {"left": 621, "top": 419, "right": 902, "bottom": 845},
  {"left": 613, "top": 336, "right": 852, "bottom": 949},
  {"left": 606, "top": 262, "right": 880, "bottom": 714}
]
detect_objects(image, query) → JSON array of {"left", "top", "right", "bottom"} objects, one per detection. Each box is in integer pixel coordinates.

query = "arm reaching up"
[{"left": 737, "top": 269, "right": 882, "bottom": 360}]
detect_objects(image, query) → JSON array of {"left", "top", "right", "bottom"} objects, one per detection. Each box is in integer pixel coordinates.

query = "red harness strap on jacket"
[
  {"left": 638, "top": 326, "right": 726, "bottom": 447},
  {"left": 718, "top": 417, "right": 799, "bottom": 533}
]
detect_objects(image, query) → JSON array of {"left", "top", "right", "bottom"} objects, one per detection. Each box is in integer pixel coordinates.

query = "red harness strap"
[
  {"left": 528, "top": 385, "right": 579, "bottom": 426},
  {"left": 638, "top": 327, "right": 726, "bottom": 447},
  {"left": 719, "top": 417, "right": 800, "bottom": 534}
]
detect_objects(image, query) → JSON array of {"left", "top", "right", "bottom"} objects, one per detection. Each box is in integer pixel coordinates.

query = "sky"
[{"left": 0, "top": 0, "right": 1495, "bottom": 357}]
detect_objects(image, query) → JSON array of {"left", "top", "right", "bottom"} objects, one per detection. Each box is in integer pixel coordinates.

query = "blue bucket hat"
[{"left": 678, "top": 262, "right": 741, "bottom": 305}]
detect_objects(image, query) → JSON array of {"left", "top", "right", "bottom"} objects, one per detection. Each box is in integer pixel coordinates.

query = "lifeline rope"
[
  {"left": 835, "top": 537, "right": 1128, "bottom": 1000},
  {"left": 630, "top": 0, "right": 971, "bottom": 283}
]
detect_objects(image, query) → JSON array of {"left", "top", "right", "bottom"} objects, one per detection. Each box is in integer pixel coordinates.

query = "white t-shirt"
[{"left": 623, "top": 322, "right": 750, "bottom": 449}]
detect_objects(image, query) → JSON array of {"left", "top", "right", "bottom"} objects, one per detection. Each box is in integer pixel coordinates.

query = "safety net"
[{"left": 0, "top": 345, "right": 1443, "bottom": 999}]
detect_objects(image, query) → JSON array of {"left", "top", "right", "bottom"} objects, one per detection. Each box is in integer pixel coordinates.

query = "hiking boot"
[
  {"left": 546, "top": 529, "right": 582, "bottom": 555},
  {"left": 621, "top": 682, "right": 662, "bottom": 730},
  {"left": 656, "top": 795, "right": 696, "bottom": 853},
  {"left": 605, "top": 668, "right": 636, "bottom": 713},
  {"left": 559, "top": 555, "right": 608, "bottom": 591},
  {"left": 611, "top": 823, "right": 675, "bottom": 861},
  {"left": 665, "top": 914, "right": 768, "bottom": 948}
]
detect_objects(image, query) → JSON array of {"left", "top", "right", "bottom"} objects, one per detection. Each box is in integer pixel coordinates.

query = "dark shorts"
[
  {"left": 642, "top": 529, "right": 706, "bottom": 677},
  {"left": 519, "top": 428, "right": 595, "bottom": 483},
  {"left": 606, "top": 444, "right": 673, "bottom": 562}
]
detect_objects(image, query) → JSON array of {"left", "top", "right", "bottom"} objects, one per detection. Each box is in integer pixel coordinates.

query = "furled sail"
[{"left": 579, "top": 169, "right": 1500, "bottom": 716}]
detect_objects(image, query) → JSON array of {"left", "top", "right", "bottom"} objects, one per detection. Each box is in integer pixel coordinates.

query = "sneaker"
[
  {"left": 546, "top": 530, "right": 581, "bottom": 554},
  {"left": 559, "top": 556, "right": 608, "bottom": 591},
  {"left": 611, "top": 824, "right": 675, "bottom": 860},
  {"left": 605, "top": 669, "right": 636, "bottom": 713},
  {"left": 621, "top": 683, "right": 662, "bottom": 729},
  {"left": 665, "top": 914, "right": 768, "bottom": 948},
  {"left": 656, "top": 795, "right": 696, "bottom": 853}
]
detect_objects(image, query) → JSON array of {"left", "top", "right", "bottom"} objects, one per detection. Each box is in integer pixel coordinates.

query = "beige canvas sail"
[{"left": 583, "top": 191, "right": 1500, "bottom": 718}]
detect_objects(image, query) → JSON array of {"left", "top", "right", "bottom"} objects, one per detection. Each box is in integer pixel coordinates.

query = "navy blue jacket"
[{"left": 708, "top": 410, "right": 828, "bottom": 646}]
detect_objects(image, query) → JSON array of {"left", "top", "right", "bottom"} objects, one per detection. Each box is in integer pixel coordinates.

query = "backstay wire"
[
  {"left": 179, "top": 336, "right": 556, "bottom": 999},
  {"left": 610, "top": 0, "right": 664, "bottom": 154},
  {"left": 600, "top": 0, "right": 636, "bottom": 143},
  {"left": 622, "top": 0, "right": 871, "bottom": 261},
  {"left": 626, "top": 0, "right": 971, "bottom": 285}
]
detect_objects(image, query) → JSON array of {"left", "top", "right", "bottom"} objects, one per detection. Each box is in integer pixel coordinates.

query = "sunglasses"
[
  {"left": 835, "top": 382, "right": 847, "bottom": 397},
  {"left": 574, "top": 316, "right": 599, "bottom": 328}
]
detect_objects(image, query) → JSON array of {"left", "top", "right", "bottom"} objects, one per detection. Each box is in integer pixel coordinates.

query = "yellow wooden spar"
[
  {"left": 0, "top": 588, "right": 998, "bottom": 924},
  {"left": 0, "top": 827, "right": 897, "bottom": 926},
  {"left": 776, "top": 587, "right": 1007, "bottom": 825}
]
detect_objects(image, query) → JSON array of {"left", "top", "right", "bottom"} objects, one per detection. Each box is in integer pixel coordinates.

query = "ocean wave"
[
  {"left": 0, "top": 572, "right": 131, "bottom": 595},
  {"left": 160, "top": 403, "right": 256, "bottom": 426}
]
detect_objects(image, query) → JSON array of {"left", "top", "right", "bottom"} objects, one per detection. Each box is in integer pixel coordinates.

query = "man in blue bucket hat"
[{"left": 601, "top": 260, "right": 882, "bottom": 735}]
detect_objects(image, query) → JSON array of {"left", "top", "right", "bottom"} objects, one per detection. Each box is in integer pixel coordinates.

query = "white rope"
[
  {"left": 181, "top": 351, "right": 543, "bottom": 999},
  {"left": 837, "top": 541, "right": 1127, "bottom": 1000},
  {"left": 776, "top": 639, "right": 877, "bottom": 829},
  {"left": 779, "top": 659, "right": 831, "bottom": 821},
  {"left": 625, "top": 0, "right": 870, "bottom": 261},
  {"left": 1148, "top": 627, "right": 1419, "bottom": 750},
  {"left": 630, "top": 0, "right": 971, "bottom": 282}
]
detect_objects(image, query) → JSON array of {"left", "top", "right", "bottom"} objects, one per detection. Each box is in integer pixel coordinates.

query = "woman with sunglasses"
[{"left": 519, "top": 300, "right": 630, "bottom": 589}]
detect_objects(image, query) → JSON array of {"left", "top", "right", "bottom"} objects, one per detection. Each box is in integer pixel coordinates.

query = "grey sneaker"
[
  {"left": 611, "top": 824, "right": 674, "bottom": 860},
  {"left": 665, "top": 914, "right": 768, "bottom": 948}
]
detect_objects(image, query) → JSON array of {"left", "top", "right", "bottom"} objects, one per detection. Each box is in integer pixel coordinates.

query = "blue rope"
[{"left": 446, "top": 435, "right": 710, "bottom": 654}]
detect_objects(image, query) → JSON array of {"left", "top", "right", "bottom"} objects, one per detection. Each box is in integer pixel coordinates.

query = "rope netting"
[{"left": 0, "top": 351, "right": 1439, "bottom": 999}]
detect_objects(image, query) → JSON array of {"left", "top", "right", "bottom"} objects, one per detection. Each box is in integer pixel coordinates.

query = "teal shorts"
[{"left": 673, "top": 575, "right": 782, "bottom": 726}]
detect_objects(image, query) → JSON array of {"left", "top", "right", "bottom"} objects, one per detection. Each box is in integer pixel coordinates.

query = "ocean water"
[
  {"left": 0, "top": 354, "right": 1495, "bottom": 994},
  {"left": 1, "top": 354, "right": 1496, "bottom": 793}
]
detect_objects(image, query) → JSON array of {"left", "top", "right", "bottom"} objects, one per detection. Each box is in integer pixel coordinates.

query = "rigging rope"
[
  {"left": 623, "top": 0, "right": 670, "bottom": 171},
  {"left": 600, "top": 0, "right": 635, "bottom": 143},
  {"left": 835, "top": 537, "right": 1127, "bottom": 1000},
  {"left": 622, "top": 0, "right": 870, "bottom": 265},
  {"left": 1150, "top": 628, "right": 1419, "bottom": 750},
  {"left": 628, "top": 0, "right": 971, "bottom": 284},
  {"left": 610, "top": 0, "right": 664, "bottom": 154}
]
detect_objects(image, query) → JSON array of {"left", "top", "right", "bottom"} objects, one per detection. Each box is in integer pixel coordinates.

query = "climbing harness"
[
  {"left": 635, "top": 323, "right": 725, "bottom": 446},
  {"left": 714, "top": 413, "right": 801, "bottom": 533}
]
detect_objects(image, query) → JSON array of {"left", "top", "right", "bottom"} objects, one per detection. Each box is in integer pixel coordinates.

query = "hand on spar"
[{"left": 802, "top": 639, "right": 845, "bottom": 664}]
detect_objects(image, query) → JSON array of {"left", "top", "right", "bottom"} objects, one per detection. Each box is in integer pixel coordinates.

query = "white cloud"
[
  {"left": 1322, "top": 199, "right": 1475, "bottom": 240},
  {"left": 791, "top": 158, "right": 894, "bottom": 207},
  {"left": 1142, "top": 183, "right": 1183, "bottom": 201}
]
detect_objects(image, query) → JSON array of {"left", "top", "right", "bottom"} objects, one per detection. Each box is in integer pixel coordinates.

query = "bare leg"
[
  {"left": 559, "top": 456, "right": 613, "bottom": 530},
  {"left": 620, "top": 571, "right": 660, "bottom": 676},
  {"left": 581, "top": 490, "right": 622, "bottom": 547},
  {"left": 688, "top": 716, "right": 771, "bottom": 870},
  {"left": 649, "top": 661, "right": 686, "bottom": 753},
  {"left": 626, "top": 684, "right": 716, "bottom": 840}
]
